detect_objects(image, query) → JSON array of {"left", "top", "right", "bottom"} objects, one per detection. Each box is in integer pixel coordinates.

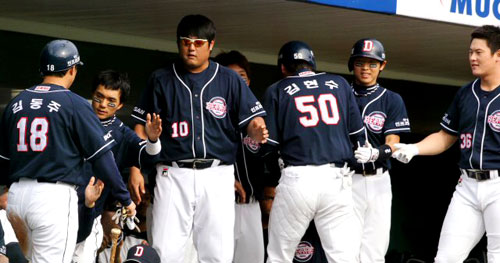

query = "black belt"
[
  {"left": 169, "top": 159, "right": 227, "bottom": 170},
  {"left": 16, "top": 178, "right": 76, "bottom": 189},
  {"left": 463, "top": 169, "right": 499, "bottom": 181},
  {"left": 284, "top": 162, "right": 345, "bottom": 168},
  {"left": 353, "top": 167, "right": 387, "bottom": 176}
]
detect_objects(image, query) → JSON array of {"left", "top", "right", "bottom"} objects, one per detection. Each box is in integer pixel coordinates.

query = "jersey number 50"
[
  {"left": 16, "top": 117, "right": 49, "bottom": 152},
  {"left": 294, "top": 94, "right": 340, "bottom": 127}
]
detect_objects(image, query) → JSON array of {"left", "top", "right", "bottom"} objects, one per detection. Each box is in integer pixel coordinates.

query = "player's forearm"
[
  {"left": 134, "top": 124, "right": 147, "bottom": 140},
  {"left": 91, "top": 151, "right": 132, "bottom": 206},
  {"left": 385, "top": 134, "right": 401, "bottom": 151},
  {"left": 415, "top": 130, "right": 457, "bottom": 156}
]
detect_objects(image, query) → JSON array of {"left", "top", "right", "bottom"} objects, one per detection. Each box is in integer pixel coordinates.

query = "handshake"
[{"left": 355, "top": 143, "right": 419, "bottom": 164}]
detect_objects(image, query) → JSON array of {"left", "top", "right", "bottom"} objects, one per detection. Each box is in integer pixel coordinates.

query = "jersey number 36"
[
  {"left": 16, "top": 117, "right": 49, "bottom": 152},
  {"left": 294, "top": 94, "right": 340, "bottom": 127}
]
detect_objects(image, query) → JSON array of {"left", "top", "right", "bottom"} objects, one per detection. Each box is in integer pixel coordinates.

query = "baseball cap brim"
[{"left": 123, "top": 260, "right": 142, "bottom": 263}]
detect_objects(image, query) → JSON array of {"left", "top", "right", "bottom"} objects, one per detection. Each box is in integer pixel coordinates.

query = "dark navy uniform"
[
  {"left": 131, "top": 60, "right": 266, "bottom": 262},
  {"left": 233, "top": 133, "right": 266, "bottom": 262},
  {"left": 350, "top": 83, "right": 410, "bottom": 263},
  {"left": 76, "top": 115, "right": 157, "bottom": 243},
  {"left": 0, "top": 84, "right": 131, "bottom": 263},
  {"left": 441, "top": 79, "right": 500, "bottom": 169},
  {"left": 131, "top": 61, "right": 265, "bottom": 164},
  {"left": 351, "top": 83, "right": 411, "bottom": 172},
  {"left": 433, "top": 79, "right": 500, "bottom": 262},
  {"left": 264, "top": 70, "right": 365, "bottom": 164},
  {"left": 263, "top": 69, "right": 364, "bottom": 262}
]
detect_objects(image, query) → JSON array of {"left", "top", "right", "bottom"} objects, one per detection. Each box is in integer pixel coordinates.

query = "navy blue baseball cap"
[{"left": 124, "top": 244, "right": 160, "bottom": 263}]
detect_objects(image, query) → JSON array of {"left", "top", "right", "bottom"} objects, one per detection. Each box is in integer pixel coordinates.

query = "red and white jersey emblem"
[
  {"left": 294, "top": 241, "right": 314, "bottom": 262},
  {"left": 488, "top": 110, "right": 500, "bottom": 132},
  {"left": 364, "top": 111, "right": 386, "bottom": 133},
  {"left": 206, "top": 97, "right": 227, "bottom": 119},
  {"left": 243, "top": 135, "right": 260, "bottom": 153}
]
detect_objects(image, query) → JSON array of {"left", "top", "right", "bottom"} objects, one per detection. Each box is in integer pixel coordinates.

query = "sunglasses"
[
  {"left": 354, "top": 61, "right": 380, "bottom": 68},
  {"left": 92, "top": 96, "right": 118, "bottom": 108},
  {"left": 179, "top": 37, "right": 208, "bottom": 48}
]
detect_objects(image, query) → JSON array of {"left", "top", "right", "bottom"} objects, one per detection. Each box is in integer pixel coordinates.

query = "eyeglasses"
[
  {"left": 354, "top": 61, "right": 380, "bottom": 68},
  {"left": 92, "top": 96, "right": 117, "bottom": 108},
  {"left": 179, "top": 37, "right": 208, "bottom": 48}
]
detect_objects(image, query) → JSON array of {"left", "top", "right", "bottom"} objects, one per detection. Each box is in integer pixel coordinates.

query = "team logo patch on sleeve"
[
  {"left": 364, "top": 111, "right": 386, "bottom": 133},
  {"left": 205, "top": 97, "right": 227, "bottom": 118},
  {"left": 294, "top": 241, "right": 314, "bottom": 262},
  {"left": 243, "top": 135, "right": 260, "bottom": 153},
  {"left": 488, "top": 110, "right": 500, "bottom": 132}
]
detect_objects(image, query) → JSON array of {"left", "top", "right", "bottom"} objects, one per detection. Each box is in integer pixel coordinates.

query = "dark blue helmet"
[
  {"left": 348, "top": 38, "right": 386, "bottom": 71},
  {"left": 278, "top": 41, "right": 316, "bottom": 70},
  {"left": 40, "top": 39, "right": 84, "bottom": 75}
]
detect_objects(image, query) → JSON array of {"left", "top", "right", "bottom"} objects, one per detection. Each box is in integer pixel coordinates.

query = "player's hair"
[
  {"left": 214, "top": 50, "right": 251, "bottom": 78},
  {"left": 92, "top": 70, "right": 131, "bottom": 103},
  {"left": 177, "top": 14, "right": 216, "bottom": 43},
  {"left": 283, "top": 61, "right": 314, "bottom": 75},
  {"left": 471, "top": 25, "right": 500, "bottom": 54}
]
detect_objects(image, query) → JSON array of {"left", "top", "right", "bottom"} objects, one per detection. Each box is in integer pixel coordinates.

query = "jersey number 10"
[
  {"left": 16, "top": 117, "right": 49, "bottom": 152},
  {"left": 294, "top": 94, "right": 340, "bottom": 127}
]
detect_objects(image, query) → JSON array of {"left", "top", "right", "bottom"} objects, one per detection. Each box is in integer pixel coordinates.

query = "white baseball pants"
[
  {"left": 266, "top": 164, "right": 359, "bottom": 263},
  {"left": 435, "top": 173, "right": 500, "bottom": 262},
  {"left": 352, "top": 171, "right": 392, "bottom": 263},
  {"left": 151, "top": 164, "right": 235, "bottom": 263},
  {"left": 234, "top": 201, "right": 264, "bottom": 263},
  {"left": 72, "top": 215, "right": 103, "bottom": 263},
  {"left": 7, "top": 178, "right": 78, "bottom": 263}
]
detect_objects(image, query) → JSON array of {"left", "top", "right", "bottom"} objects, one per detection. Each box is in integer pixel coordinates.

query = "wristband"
[{"left": 377, "top": 144, "right": 392, "bottom": 161}]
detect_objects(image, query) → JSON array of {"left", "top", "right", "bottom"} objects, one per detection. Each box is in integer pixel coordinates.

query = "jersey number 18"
[{"left": 16, "top": 117, "right": 49, "bottom": 152}]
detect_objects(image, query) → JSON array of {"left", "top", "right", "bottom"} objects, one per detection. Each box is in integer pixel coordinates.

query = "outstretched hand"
[
  {"left": 145, "top": 113, "right": 162, "bottom": 142},
  {"left": 85, "top": 176, "right": 104, "bottom": 208},
  {"left": 392, "top": 143, "right": 419, "bottom": 164},
  {"left": 247, "top": 117, "right": 268, "bottom": 144}
]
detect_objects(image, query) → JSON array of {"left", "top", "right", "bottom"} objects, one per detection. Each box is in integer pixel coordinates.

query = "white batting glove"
[
  {"left": 111, "top": 207, "right": 127, "bottom": 229},
  {"left": 354, "top": 146, "right": 379, "bottom": 163},
  {"left": 126, "top": 213, "right": 141, "bottom": 232},
  {"left": 392, "top": 143, "right": 419, "bottom": 163}
]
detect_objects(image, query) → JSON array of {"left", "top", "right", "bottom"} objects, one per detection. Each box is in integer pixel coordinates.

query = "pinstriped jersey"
[
  {"left": 234, "top": 133, "right": 265, "bottom": 202},
  {"left": 0, "top": 84, "right": 115, "bottom": 185},
  {"left": 263, "top": 70, "right": 365, "bottom": 166},
  {"left": 441, "top": 79, "right": 500, "bottom": 169},
  {"left": 352, "top": 84, "right": 411, "bottom": 170},
  {"left": 131, "top": 61, "right": 266, "bottom": 164}
]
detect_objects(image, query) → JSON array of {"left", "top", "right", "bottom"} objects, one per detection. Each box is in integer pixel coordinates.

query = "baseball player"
[
  {"left": 73, "top": 70, "right": 162, "bottom": 263},
  {"left": 0, "top": 39, "right": 136, "bottom": 263},
  {"left": 214, "top": 50, "right": 266, "bottom": 263},
  {"left": 350, "top": 39, "right": 411, "bottom": 262},
  {"left": 129, "top": 14, "right": 268, "bottom": 262},
  {"left": 393, "top": 25, "right": 500, "bottom": 261},
  {"left": 262, "top": 40, "right": 365, "bottom": 263}
]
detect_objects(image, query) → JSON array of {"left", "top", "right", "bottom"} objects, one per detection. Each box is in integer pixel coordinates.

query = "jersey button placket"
[{"left": 192, "top": 89, "right": 204, "bottom": 156}]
